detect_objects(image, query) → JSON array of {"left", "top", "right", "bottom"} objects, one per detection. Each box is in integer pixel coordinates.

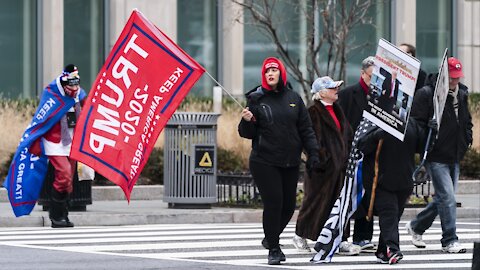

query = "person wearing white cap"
[{"left": 292, "top": 76, "right": 353, "bottom": 253}]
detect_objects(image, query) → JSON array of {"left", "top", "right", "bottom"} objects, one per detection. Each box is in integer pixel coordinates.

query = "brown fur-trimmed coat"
[{"left": 295, "top": 101, "right": 353, "bottom": 241}]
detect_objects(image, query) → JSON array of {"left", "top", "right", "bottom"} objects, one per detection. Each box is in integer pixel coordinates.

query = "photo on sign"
[{"left": 363, "top": 38, "right": 421, "bottom": 141}]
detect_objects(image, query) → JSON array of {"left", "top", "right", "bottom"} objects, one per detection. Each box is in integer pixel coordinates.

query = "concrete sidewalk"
[{"left": 0, "top": 181, "right": 478, "bottom": 227}]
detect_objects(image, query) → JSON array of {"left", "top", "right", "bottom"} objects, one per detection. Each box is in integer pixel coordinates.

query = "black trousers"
[
  {"left": 353, "top": 216, "right": 374, "bottom": 242},
  {"left": 375, "top": 187, "right": 412, "bottom": 254},
  {"left": 250, "top": 160, "right": 299, "bottom": 249}
]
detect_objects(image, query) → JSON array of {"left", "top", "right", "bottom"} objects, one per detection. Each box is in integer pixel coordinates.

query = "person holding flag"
[
  {"left": 292, "top": 76, "right": 352, "bottom": 253},
  {"left": 238, "top": 57, "right": 319, "bottom": 265},
  {"left": 356, "top": 117, "right": 427, "bottom": 264},
  {"left": 4, "top": 64, "right": 86, "bottom": 227},
  {"left": 405, "top": 57, "right": 473, "bottom": 253}
]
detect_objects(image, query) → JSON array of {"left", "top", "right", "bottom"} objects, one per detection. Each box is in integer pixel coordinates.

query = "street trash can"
[
  {"left": 38, "top": 162, "right": 92, "bottom": 211},
  {"left": 163, "top": 112, "right": 220, "bottom": 209}
]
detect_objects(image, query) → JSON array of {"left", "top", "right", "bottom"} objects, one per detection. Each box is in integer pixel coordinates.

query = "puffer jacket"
[{"left": 238, "top": 85, "right": 318, "bottom": 167}]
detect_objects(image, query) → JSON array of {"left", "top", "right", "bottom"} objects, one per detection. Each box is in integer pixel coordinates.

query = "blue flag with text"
[{"left": 3, "top": 78, "right": 85, "bottom": 217}]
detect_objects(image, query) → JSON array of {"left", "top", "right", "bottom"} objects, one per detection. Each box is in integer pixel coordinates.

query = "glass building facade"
[
  {"left": 0, "top": 0, "right": 37, "bottom": 99},
  {"left": 64, "top": 0, "right": 106, "bottom": 94},
  {"left": 0, "top": 0, "right": 476, "bottom": 99}
]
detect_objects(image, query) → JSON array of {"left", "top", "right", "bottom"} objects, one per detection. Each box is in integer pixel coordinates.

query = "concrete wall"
[
  {"left": 221, "top": 2, "right": 244, "bottom": 98},
  {"left": 457, "top": 0, "right": 480, "bottom": 93},
  {"left": 42, "top": 0, "right": 64, "bottom": 86},
  {"left": 109, "top": 0, "right": 177, "bottom": 49},
  {"left": 393, "top": 0, "right": 416, "bottom": 45}
]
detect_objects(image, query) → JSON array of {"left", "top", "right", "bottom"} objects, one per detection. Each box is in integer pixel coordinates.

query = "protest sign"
[
  {"left": 70, "top": 10, "right": 205, "bottom": 200},
  {"left": 364, "top": 39, "right": 421, "bottom": 141},
  {"left": 433, "top": 49, "right": 449, "bottom": 130}
]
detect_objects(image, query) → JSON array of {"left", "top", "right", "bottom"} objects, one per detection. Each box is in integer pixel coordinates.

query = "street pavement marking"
[{"left": 0, "top": 222, "right": 477, "bottom": 270}]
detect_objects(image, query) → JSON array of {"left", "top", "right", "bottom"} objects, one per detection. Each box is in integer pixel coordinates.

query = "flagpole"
[{"left": 204, "top": 70, "right": 245, "bottom": 110}]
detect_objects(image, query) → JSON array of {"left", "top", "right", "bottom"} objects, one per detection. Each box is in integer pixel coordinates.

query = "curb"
[{"left": 0, "top": 205, "right": 477, "bottom": 227}]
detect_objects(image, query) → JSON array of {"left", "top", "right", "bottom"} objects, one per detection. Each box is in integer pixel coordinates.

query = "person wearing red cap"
[
  {"left": 405, "top": 57, "right": 473, "bottom": 254},
  {"left": 238, "top": 57, "right": 319, "bottom": 265}
]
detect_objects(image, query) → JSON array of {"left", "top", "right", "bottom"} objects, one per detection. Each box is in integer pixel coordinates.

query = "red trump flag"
[{"left": 70, "top": 10, "right": 205, "bottom": 200}]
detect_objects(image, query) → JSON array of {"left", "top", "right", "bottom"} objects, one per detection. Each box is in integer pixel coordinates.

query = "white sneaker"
[
  {"left": 337, "top": 241, "right": 361, "bottom": 256},
  {"left": 292, "top": 235, "right": 311, "bottom": 252},
  {"left": 442, "top": 242, "right": 467, "bottom": 253},
  {"left": 405, "top": 221, "right": 426, "bottom": 248}
]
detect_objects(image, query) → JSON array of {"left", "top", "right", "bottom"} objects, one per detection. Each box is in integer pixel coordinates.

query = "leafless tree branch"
[{"left": 231, "top": 0, "right": 375, "bottom": 102}]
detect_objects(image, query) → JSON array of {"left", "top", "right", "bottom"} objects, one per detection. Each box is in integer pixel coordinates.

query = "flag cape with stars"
[
  {"left": 3, "top": 78, "right": 86, "bottom": 217},
  {"left": 70, "top": 10, "right": 205, "bottom": 201},
  {"left": 311, "top": 118, "right": 376, "bottom": 263}
]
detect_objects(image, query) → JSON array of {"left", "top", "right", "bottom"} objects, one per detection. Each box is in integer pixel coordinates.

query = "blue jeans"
[{"left": 410, "top": 162, "right": 459, "bottom": 247}]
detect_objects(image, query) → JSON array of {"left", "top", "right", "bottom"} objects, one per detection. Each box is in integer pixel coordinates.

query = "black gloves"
[
  {"left": 371, "top": 127, "right": 387, "bottom": 140},
  {"left": 357, "top": 127, "right": 386, "bottom": 153},
  {"left": 427, "top": 118, "right": 438, "bottom": 130},
  {"left": 306, "top": 155, "right": 321, "bottom": 178}
]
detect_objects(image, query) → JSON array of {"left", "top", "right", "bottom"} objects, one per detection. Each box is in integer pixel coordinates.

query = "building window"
[
  {"left": 64, "top": 0, "right": 105, "bottom": 93},
  {"left": 0, "top": 0, "right": 37, "bottom": 99},
  {"left": 177, "top": 0, "right": 217, "bottom": 97},
  {"left": 416, "top": 0, "right": 453, "bottom": 73},
  {"left": 243, "top": 1, "right": 301, "bottom": 91},
  {"left": 243, "top": 0, "right": 391, "bottom": 93},
  {"left": 345, "top": 0, "right": 391, "bottom": 84}
]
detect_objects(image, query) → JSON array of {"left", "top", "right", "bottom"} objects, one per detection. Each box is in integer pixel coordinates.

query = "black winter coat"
[
  {"left": 359, "top": 118, "right": 427, "bottom": 192},
  {"left": 337, "top": 82, "right": 368, "bottom": 131},
  {"left": 238, "top": 86, "right": 319, "bottom": 167},
  {"left": 410, "top": 74, "right": 473, "bottom": 163}
]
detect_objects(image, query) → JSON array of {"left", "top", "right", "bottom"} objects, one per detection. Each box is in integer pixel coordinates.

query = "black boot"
[{"left": 49, "top": 190, "right": 74, "bottom": 228}]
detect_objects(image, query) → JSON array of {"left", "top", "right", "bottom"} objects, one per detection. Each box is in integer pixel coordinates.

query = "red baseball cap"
[{"left": 447, "top": 57, "right": 464, "bottom": 78}]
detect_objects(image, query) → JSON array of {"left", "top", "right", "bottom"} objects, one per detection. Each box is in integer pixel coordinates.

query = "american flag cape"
[
  {"left": 3, "top": 78, "right": 86, "bottom": 217},
  {"left": 311, "top": 119, "right": 376, "bottom": 263}
]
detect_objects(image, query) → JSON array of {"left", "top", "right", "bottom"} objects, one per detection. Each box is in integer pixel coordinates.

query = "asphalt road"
[{"left": 1, "top": 218, "right": 478, "bottom": 270}]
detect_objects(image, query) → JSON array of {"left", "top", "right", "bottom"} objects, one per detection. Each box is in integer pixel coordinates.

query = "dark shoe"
[
  {"left": 279, "top": 248, "right": 286, "bottom": 262},
  {"left": 261, "top": 238, "right": 269, "bottom": 249},
  {"left": 375, "top": 252, "right": 389, "bottom": 264},
  {"left": 388, "top": 251, "right": 403, "bottom": 264},
  {"left": 262, "top": 239, "right": 285, "bottom": 262},
  {"left": 51, "top": 218, "right": 74, "bottom": 228},
  {"left": 268, "top": 248, "right": 282, "bottom": 265},
  {"left": 353, "top": 239, "right": 376, "bottom": 253}
]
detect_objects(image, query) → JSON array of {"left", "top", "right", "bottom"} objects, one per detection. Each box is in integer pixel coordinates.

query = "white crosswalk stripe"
[{"left": 0, "top": 221, "right": 477, "bottom": 269}]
